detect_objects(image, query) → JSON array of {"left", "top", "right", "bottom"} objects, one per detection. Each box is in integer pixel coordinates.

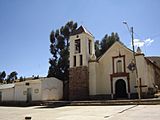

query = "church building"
[{"left": 68, "top": 26, "right": 160, "bottom": 100}]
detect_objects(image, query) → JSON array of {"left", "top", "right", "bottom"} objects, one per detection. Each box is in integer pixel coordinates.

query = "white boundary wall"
[{"left": 0, "top": 77, "right": 63, "bottom": 102}]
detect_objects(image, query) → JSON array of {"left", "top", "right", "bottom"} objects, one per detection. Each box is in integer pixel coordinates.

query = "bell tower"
[{"left": 69, "top": 26, "right": 95, "bottom": 100}]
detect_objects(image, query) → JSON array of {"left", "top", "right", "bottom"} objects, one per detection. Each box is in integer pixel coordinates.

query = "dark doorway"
[
  {"left": 115, "top": 79, "right": 127, "bottom": 98},
  {"left": 27, "top": 88, "right": 32, "bottom": 103}
]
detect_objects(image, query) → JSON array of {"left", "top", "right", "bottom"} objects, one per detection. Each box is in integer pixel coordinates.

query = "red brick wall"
[{"left": 69, "top": 66, "right": 89, "bottom": 100}]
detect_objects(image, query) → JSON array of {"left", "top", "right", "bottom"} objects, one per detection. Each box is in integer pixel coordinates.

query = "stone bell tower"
[{"left": 69, "top": 26, "right": 95, "bottom": 100}]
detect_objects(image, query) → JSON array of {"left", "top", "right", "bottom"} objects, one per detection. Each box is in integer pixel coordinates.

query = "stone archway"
[{"left": 115, "top": 79, "right": 127, "bottom": 98}]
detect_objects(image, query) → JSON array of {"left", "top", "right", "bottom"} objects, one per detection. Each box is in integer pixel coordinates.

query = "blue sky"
[{"left": 0, "top": 0, "right": 160, "bottom": 77}]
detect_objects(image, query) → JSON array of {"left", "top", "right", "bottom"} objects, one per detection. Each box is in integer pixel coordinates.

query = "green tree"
[
  {"left": 19, "top": 76, "right": 24, "bottom": 82},
  {"left": 95, "top": 40, "right": 101, "bottom": 58},
  {"left": 48, "top": 21, "right": 78, "bottom": 81},
  {"left": 6, "top": 71, "right": 18, "bottom": 83},
  {"left": 0, "top": 71, "right": 6, "bottom": 83},
  {"left": 95, "top": 32, "right": 120, "bottom": 58}
]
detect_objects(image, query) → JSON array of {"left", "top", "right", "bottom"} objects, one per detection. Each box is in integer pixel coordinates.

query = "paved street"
[{"left": 0, "top": 105, "right": 160, "bottom": 120}]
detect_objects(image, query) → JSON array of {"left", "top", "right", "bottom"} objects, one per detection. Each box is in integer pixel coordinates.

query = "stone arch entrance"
[{"left": 115, "top": 79, "right": 127, "bottom": 98}]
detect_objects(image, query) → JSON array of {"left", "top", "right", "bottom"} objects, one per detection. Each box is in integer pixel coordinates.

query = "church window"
[
  {"left": 80, "top": 55, "right": 83, "bottom": 66},
  {"left": 74, "top": 56, "right": 76, "bottom": 67},
  {"left": 88, "top": 40, "right": 91, "bottom": 54},
  {"left": 75, "top": 39, "right": 81, "bottom": 53},
  {"left": 116, "top": 60, "right": 122, "bottom": 73},
  {"left": 76, "top": 35, "right": 79, "bottom": 38}
]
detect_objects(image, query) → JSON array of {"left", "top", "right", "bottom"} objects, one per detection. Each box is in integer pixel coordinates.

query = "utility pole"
[
  {"left": 131, "top": 27, "right": 141, "bottom": 100},
  {"left": 123, "top": 22, "right": 141, "bottom": 100}
]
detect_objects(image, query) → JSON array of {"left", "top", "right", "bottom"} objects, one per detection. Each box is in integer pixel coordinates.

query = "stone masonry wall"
[
  {"left": 69, "top": 66, "right": 89, "bottom": 100},
  {"left": 155, "top": 68, "right": 160, "bottom": 89}
]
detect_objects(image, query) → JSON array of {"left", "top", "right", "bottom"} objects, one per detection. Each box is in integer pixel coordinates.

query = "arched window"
[
  {"left": 75, "top": 39, "right": 81, "bottom": 53},
  {"left": 116, "top": 60, "right": 122, "bottom": 73}
]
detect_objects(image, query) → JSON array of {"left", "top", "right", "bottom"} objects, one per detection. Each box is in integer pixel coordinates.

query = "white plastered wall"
[
  {"left": 1, "top": 88, "right": 14, "bottom": 101},
  {"left": 89, "top": 62, "right": 97, "bottom": 95},
  {"left": 94, "top": 42, "right": 138, "bottom": 95},
  {"left": 14, "top": 80, "right": 41, "bottom": 101},
  {"left": 69, "top": 33, "right": 95, "bottom": 68},
  {"left": 41, "top": 77, "right": 63, "bottom": 100},
  {"left": 0, "top": 77, "right": 63, "bottom": 102}
]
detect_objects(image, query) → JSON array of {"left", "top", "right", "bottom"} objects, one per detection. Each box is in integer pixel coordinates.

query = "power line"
[
  {"left": 148, "top": 32, "right": 160, "bottom": 39},
  {"left": 134, "top": 31, "right": 160, "bottom": 40},
  {"left": 132, "top": 31, "right": 160, "bottom": 56}
]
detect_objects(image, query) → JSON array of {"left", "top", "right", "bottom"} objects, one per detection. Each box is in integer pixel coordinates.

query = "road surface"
[{"left": 0, "top": 105, "right": 160, "bottom": 120}]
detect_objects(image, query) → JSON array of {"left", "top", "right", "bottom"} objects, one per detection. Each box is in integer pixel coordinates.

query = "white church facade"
[{"left": 69, "top": 26, "right": 160, "bottom": 100}]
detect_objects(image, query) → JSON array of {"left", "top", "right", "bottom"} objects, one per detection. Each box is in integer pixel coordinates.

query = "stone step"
[
  {"left": 43, "top": 98, "right": 160, "bottom": 107},
  {"left": 154, "top": 92, "right": 160, "bottom": 97}
]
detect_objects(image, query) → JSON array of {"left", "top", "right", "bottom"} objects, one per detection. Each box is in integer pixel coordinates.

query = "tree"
[
  {"left": 0, "top": 71, "right": 6, "bottom": 84},
  {"left": 6, "top": 71, "right": 18, "bottom": 83},
  {"left": 19, "top": 76, "right": 24, "bottom": 82},
  {"left": 95, "top": 32, "right": 120, "bottom": 58},
  {"left": 48, "top": 21, "right": 78, "bottom": 81},
  {"left": 19, "top": 76, "right": 26, "bottom": 82},
  {"left": 95, "top": 40, "right": 101, "bottom": 58}
]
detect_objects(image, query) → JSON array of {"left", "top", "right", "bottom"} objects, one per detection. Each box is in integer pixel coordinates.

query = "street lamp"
[{"left": 123, "top": 21, "right": 141, "bottom": 100}]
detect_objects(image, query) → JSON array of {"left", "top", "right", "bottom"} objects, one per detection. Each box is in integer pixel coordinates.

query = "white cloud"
[
  {"left": 133, "top": 39, "right": 144, "bottom": 47},
  {"left": 132, "top": 38, "right": 154, "bottom": 47},
  {"left": 144, "top": 38, "right": 154, "bottom": 46}
]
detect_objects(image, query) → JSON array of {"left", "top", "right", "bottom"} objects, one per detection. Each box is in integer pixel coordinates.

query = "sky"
[{"left": 0, "top": 0, "right": 160, "bottom": 78}]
